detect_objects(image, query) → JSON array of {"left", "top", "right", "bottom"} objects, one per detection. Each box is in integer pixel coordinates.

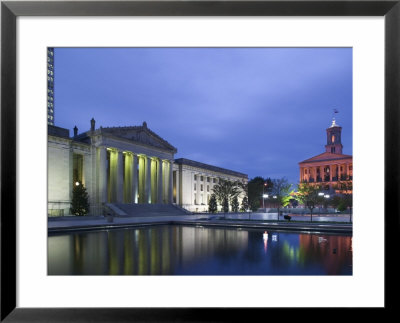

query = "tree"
[
  {"left": 334, "top": 180, "right": 353, "bottom": 222},
  {"left": 295, "top": 183, "right": 323, "bottom": 222},
  {"left": 270, "top": 177, "right": 293, "bottom": 220},
  {"left": 331, "top": 195, "right": 342, "bottom": 210},
  {"left": 70, "top": 182, "right": 90, "bottom": 216},
  {"left": 222, "top": 197, "right": 229, "bottom": 214},
  {"left": 208, "top": 193, "right": 218, "bottom": 213},
  {"left": 247, "top": 177, "right": 272, "bottom": 212},
  {"left": 231, "top": 196, "right": 239, "bottom": 213},
  {"left": 240, "top": 196, "right": 249, "bottom": 212},
  {"left": 212, "top": 179, "right": 241, "bottom": 213}
]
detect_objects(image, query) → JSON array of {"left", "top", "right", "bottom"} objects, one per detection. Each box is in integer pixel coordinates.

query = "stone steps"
[{"left": 113, "top": 203, "right": 188, "bottom": 217}]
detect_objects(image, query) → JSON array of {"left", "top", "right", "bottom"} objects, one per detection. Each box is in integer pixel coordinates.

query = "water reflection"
[{"left": 48, "top": 225, "right": 352, "bottom": 275}]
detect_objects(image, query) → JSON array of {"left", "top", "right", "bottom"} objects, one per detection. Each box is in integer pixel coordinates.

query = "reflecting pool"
[{"left": 48, "top": 225, "right": 352, "bottom": 275}]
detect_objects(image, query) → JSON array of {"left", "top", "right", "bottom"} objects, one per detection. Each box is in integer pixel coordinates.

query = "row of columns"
[
  {"left": 97, "top": 146, "right": 173, "bottom": 205},
  {"left": 301, "top": 163, "right": 352, "bottom": 183}
]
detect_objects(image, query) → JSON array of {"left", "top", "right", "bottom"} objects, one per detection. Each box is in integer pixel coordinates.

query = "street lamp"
[
  {"left": 273, "top": 195, "right": 278, "bottom": 221},
  {"left": 262, "top": 183, "right": 268, "bottom": 212},
  {"left": 262, "top": 194, "right": 268, "bottom": 212},
  {"left": 324, "top": 194, "right": 330, "bottom": 215},
  {"left": 318, "top": 192, "right": 324, "bottom": 216}
]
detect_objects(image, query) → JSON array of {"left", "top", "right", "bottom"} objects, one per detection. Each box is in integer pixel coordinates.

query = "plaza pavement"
[
  {"left": 224, "top": 212, "right": 352, "bottom": 223},
  {"left": 48, "top": 212, "right": 352, "bottom": 234}
]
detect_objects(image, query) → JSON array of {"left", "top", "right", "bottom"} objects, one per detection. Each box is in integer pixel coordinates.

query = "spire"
[
  {"left": 330, "top": 117, "right": 340, "bottom": 128},
  {"left": 90, "top": 118, "right": 96, "bottom": 131},
  {"left": 326, "top": 117, "right": 343, "bottom": 154}
]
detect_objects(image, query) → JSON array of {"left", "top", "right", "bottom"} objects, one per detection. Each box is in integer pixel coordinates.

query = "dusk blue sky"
[{"left": 53, "top": 47, "right": 352, "bottom": 186}]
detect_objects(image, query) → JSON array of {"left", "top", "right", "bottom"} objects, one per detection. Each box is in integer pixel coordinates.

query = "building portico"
[{"left": 48, "top": 120, "right": 177, "bottom": 216}]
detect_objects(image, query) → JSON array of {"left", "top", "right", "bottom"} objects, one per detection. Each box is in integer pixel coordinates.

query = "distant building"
[
  {"left": 47, "top": 47, "right": 55, "bottom": 125},
  {"left": 173, "top": 158, "right": 248, "bottom": 212},
  {"left": 48, "top": 120, "right": 248, "bottom": 216},
  {"left": 298, "top": 118, "right": 352, "bottom": 192}
]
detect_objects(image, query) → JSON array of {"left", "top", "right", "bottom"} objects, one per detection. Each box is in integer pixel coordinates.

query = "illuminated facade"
[
  {"left": 298, "top": 118, "right": 352, "bottom": 192},
  {"left": 173, "top": 158, "right": 248, "bottom": 212},
  {"left": 48, "top": 120, "right": 248, "bottom": 216},
  {"left": 47, "top": 47, "right": 55, "bottom": 125},
  {"left": 48, "top": 120, "right": 177, "bottom": 216}
]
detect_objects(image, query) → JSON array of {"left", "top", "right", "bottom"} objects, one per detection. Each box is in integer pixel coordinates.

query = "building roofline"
[
  {"left": 75, "top": 124, "right": 178, "bottom": 153},
  {"left": 299, "top": 152, "right": 353, "bottom": 164},
  {"left": 48, "top": 124, "right": 70, "bottom": 139},
  {"left": 174, "top": 158, "right": 248, "bottom": 178}
]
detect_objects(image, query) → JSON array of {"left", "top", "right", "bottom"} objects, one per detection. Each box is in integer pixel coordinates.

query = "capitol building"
[
  {"left": 48, "top": 118, "right": 248, "bottom": 216},
  {"left": 298, "top": 118, "right": 353, "bottom": 193}
]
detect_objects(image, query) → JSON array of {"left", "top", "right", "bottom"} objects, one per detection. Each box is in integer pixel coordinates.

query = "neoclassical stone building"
[
  {"left": 298, "top": 118, "right": 353, "bottom": 192},
  {"left": 173, "top": 158, "right": 248, "bottom": 212},
  {"left": 48, "top": 119, "right": 177, "bottom": 216},
  {"left": 48, "top": 119, "right": 248, "bottom": 216}
]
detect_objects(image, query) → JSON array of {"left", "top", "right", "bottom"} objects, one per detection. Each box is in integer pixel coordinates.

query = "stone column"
[
  {"left": 116, "top": 150, "right": 123, "bottom": 203},
  {"left": 98, "top": 146, "right": 108, "bottom": 204},
  {"left": 300, "top": 167, "right": 303, "bottom": 182},
  {"left": 329, "top": 164, "right": 332, "bottom": 182},
  {"left": 168, "top": 160, "right": 173, "bottom": 203},
  {"left": 175, "top": 169, "right": 180, "bottom": 205},
  {"left": 132, "top": 154, "right": 138, "bottom": 203},
  {"left": 157, "top": 159, "right": 163, "bottom": 204},
  {"left": 196, "top": 173, "right": 201, "bottom": 205},
  {"left": 145, "top": 156, "right": 151, "bottom": 204}
]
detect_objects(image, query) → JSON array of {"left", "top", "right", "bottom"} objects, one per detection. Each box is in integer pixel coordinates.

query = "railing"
[
  {"left": 90, "top": 204, "right": 105, "bottom": 216},
  {"left": 48, "top": 201, "right": 104, "bottom": 217},
  {"left": 47, "top": 200, "right": 70, "bottom": 217}
]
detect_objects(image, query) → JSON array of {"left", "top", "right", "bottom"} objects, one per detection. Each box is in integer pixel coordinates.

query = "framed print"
[{"left": 1, "top": 0, "right": 399, "bottom": 321}]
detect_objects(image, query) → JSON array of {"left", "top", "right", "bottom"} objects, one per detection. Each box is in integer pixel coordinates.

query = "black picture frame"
[{"left": 1, "top": 0, "right": 398, "bottom": 321}]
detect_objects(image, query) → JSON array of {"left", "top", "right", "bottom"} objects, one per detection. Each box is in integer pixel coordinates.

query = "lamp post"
[
  {"left": 318, "top": 192, "right": 324, "bottom": 216},
  {"left": 324, "top": 194, "right": 330, "bottom": 217},
  {"left": 273, "top": 195, "right": 278, "bottom": 221},
  {"left": 262, "top": 183, "right": 268, "bottom": 212},
  {"left": 263, "top": 194, "right": 268, "bottom": 213}
]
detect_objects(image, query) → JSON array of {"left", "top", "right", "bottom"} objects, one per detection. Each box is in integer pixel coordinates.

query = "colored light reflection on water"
[{"left": 48, "top": 225, "right": 352, "bottom": 275}]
